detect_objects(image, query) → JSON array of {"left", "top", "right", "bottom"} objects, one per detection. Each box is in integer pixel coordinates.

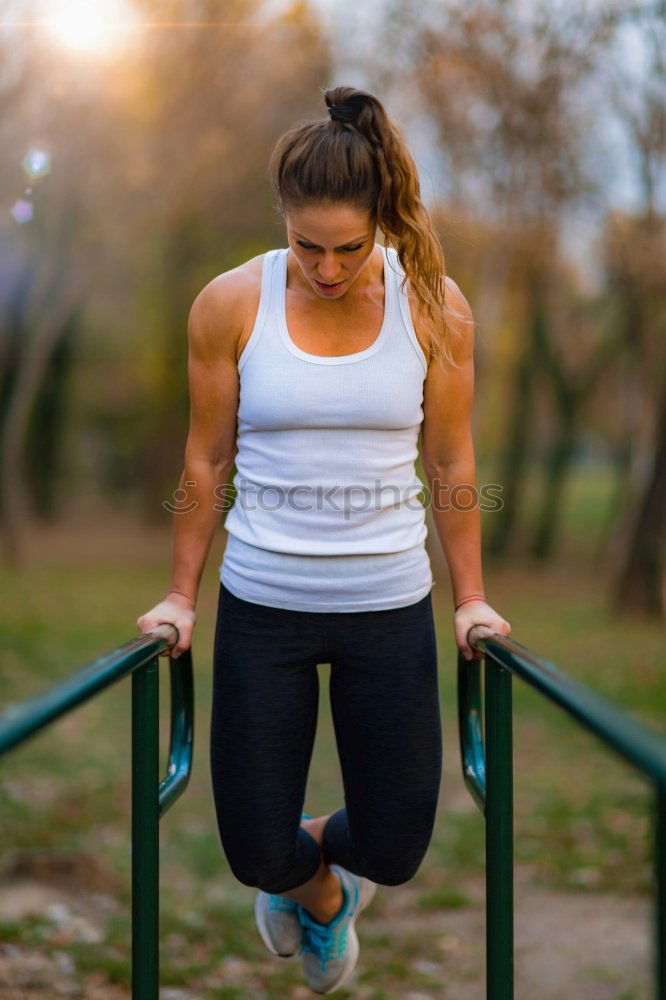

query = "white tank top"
[{"left": 219, "top": 244, "right": 434, "bottom": 611}]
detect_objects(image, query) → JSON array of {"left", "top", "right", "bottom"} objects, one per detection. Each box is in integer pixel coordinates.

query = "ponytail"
[{"left": 268, "top": 85, "right": 466, "bottom": 368}]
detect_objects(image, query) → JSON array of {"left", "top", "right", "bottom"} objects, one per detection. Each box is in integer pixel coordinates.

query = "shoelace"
[
  {"left": 267, "top": 894, "right": 297, "bottom": 913},
  {"left": 298, "top": 904, "right": 349, "bottom": 975}
]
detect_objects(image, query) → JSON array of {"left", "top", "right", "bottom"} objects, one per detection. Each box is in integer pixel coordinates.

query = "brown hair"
[{"left": 268, "top": 85, "right": 465, "bottom": 368}]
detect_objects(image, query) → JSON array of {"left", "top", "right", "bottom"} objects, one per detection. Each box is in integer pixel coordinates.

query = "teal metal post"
[
  {"left": 132, "top": 657, "right": 160, "bottom": 999},
  {"left": 485, "top": 662, "right": 513, "bottom": 1000}
]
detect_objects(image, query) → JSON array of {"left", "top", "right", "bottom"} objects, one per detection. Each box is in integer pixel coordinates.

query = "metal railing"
[
  {"left": 460, "top": 624, "right": 666, "bottom": 1000},
  {"left": 3, "top": 618, "right": 663, "bottom": 997},
  {"left": 0, "top": 624, "right": 193, "bottom": 999}
]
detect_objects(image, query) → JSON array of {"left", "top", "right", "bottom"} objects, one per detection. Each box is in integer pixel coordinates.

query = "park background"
[{"left": 0, "top": 0, "right": 664, "bottom": 996}]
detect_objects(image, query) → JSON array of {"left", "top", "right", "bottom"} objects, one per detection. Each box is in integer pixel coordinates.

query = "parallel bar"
[
  {"left": 468, "top": 630, "right": 666, "bottom": 789},
  {"left": 657, "top": 786, "right": 666, "bottom": 1000},
  {"left": 132, "top": 658, "right": 160, "bottom": 1000},
  {"left": 0, "top": 633, "right": 173, "bottom": 756},
  {"left": 485, "top": 662, "right": 514, "bottom": 1000},
  {"left": 0, "top": 625, "right": 192, "bottom": 997},
  {"left": 464, "top": 626, "right": 666, "bottom": 998}
]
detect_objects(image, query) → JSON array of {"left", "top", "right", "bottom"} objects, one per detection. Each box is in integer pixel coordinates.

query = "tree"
[
  {"left": 0, "top": 0, "right": 332, "bottom": 561},
  {"left": 601, "top": 11, "right": 666, "bottom": 617},
  {"left": 376, "top": 0, "right": 628, "bottom": 562}
]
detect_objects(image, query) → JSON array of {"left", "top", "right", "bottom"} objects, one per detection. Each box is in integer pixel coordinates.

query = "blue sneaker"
[
  {"left": 254, "top": 812, "right": 312, "bottom": 958},
  {"left": 297, "top": 864, "right": 377, "bottom": 994}
]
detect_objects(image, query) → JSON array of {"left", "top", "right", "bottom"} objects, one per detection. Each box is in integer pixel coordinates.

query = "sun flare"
[{"left": 43, "top": 0, "right": 136, "bottom": 54}]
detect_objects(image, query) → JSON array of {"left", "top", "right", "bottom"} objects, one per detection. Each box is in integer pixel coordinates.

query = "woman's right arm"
[{"left": 136, "top": 272, "right": 246, "bottom": 657}]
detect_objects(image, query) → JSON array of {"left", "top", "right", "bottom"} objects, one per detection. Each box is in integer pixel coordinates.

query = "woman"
[{"left": 137, "top": 85, "right": 511, "bottom": 995}]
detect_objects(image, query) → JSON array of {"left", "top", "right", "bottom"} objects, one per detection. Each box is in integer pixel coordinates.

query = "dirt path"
[{"left": 0, "top": 866, "right": 652, "bottom": 999}]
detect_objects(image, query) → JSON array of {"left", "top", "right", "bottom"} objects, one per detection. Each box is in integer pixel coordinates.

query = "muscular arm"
[
  {"left": 167, "top": 272, "right": 245, "bottom": 606},
  {"left": 420, "top": 277, "right": 485, "bottom": 608}
]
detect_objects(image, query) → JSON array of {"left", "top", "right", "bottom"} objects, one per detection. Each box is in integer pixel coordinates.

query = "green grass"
[
  {"left": 415, "top": 888, "right": 472, "bottom": 910},
  {"left": 0, "top": 468, "right": 662, "bottom": 997}
]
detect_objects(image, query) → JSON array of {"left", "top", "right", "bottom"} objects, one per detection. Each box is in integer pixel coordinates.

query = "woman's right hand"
[{"left": 136, "top": 592, "right": 197, "bottom": 659}]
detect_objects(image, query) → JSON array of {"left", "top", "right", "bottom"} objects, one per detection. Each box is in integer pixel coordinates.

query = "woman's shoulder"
[
  {"left": 188, "top": 251, "right": 280, "bottom": 358},
  {"left": 193, "top": 250, "right": 276, "bottom": 312}
]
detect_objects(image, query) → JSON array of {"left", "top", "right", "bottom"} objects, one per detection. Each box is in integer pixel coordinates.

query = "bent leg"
[
  {"left": 321, "top": 593, "right": 443, "bottom": 885},
  {"left": 210, "top": 584, "right": 323, "bottom": 894},
  {"left": 278, "top": 814, "right": 345, "bottom": 924}
]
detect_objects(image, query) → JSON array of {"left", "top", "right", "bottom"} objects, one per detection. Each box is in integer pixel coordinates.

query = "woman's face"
[{"left": 283, "top": 201, "right": 378, "bottom": 299}]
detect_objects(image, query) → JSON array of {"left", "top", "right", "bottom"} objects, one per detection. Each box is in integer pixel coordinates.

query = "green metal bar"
[
  {"left": 485, "top": 660, "right": 513, "bottom": 1000},
  {"left": 0, "top": 633, "right": 172, "bottom": 756},
  {"left": 0, "top": 625, "right": 194, "bottom": 997},
  {"left": 657, "top": 785, "right": 666, "bottom": 1000},
  {"left": 463, "top": 625, "right": 666, "bottom": 1000},
  {"left": 0, "top": 630, "right": 194, "bottom": 817},
  {"left": 132, "top": 657, "right": 160, "bottom": 1000},
  {"left": 468, "top": 630, "right": 666, "bottom": 788}
]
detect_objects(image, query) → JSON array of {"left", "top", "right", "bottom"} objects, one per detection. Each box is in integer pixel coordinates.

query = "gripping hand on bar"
[{"left": 454, "top": 599, "right": 512, "bottom": 662}]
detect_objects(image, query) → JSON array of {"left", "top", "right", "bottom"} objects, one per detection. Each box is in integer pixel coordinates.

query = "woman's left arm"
[{"left": 420, "top": 276, "right": 511, "bottom": 661}]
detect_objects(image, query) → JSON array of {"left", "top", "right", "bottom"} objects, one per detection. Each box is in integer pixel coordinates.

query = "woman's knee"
[
  {"left": 225, "top": 851, "right": 306, "bottom": 893},
  {"left": 221, "top": 829, "right": 320, "bottom": 894},
  {"left": 226, "top": 853, "right": 297, "bottom": 893},
  {"left": 356, "top": 849, "right": 426, "bottom": 886},
  {"left": 350, "top": 819, "right": 436, "bottom": 886}
]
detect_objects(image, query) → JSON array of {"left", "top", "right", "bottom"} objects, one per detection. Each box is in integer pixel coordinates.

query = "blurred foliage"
[
  {"left": 0, "top": 0, "right": 663, "bottom": 612},
  {"left": 0, "top": 0, "right": 331, "bottom": 529}
]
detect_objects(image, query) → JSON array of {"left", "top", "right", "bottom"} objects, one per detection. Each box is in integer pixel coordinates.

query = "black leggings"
[{"left": 210, "top": 582, "right": 443, "bottom": 894}]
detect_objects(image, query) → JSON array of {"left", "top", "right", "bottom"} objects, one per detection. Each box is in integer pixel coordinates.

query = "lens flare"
[
  {"left": 22, "top": 148, "right": 51, "bottom": 180},
  {"left": 43, "top": 0, "right": 136, "bottom": 54},
  {"left": 10, "top": 200, "right": 34, "bottom": 224}
]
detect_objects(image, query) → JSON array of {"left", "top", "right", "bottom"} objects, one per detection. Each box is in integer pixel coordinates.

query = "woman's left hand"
[{"left": 454, "top": 600, "right": 511, "bottom": 661}]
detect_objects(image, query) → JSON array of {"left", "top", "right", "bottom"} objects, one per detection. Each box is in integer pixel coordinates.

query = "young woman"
[{"left": 137, "top": 85, "right": 511, "bottom": 995}]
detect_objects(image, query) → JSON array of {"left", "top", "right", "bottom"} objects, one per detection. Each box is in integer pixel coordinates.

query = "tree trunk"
[
  {"left": 24, "top": 311, "right": 79, "bottom": 521},
  {"left": 488, "top": 276, "right": 543, "bottom": 559},
  {"left": 530, "top": 414, "right": 577, "bottom": 561},
  {"left": 609, "top": 396, "right": 666, "bottom": 617},
  {"left": 0, "top": 279, "right": 84, "bottom": 566}
]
